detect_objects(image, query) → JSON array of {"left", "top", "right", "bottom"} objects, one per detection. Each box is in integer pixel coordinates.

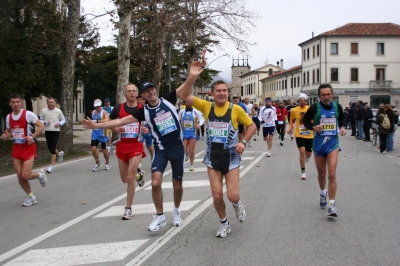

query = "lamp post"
[{"left": 205, "top": 53, "right": 229, "bottom": 68}]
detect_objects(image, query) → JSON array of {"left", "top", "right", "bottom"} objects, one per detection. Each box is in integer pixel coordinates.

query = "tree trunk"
[
  {"left": 59, "top": 0, "right": 80, "bottom": 153},
  {"left": 116, "top": 2, "right": 134, "bottom": 104},
  {"left": 151, "top": 0, "right": 165, "bottom": 94},
  {"left": 185, "top": 0, "right": 198, "bottom": 95}
]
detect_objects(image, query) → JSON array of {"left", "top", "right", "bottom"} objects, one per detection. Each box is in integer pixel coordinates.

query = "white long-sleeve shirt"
[
  {"left": 39, "top": 107, "right": 66, "bottom": 132},
  {"left": 258, "top": 106, "right": 277, "bottom": 127},
  {"left": 178, "top": 107, "right": 205, "bottom": 126}
]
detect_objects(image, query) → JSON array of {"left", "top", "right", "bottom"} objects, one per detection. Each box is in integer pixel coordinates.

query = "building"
[
  {"left": 231, "top": 57, "right": 251, "bottom": 99},
  {"left": 298, "top": 23, "right": 400, "bottom": 108}
]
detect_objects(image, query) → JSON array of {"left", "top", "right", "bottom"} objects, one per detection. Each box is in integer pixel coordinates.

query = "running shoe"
[
  {"left": 201, "top": 137, "right": 204, "bottom": 140},
  {"left": 46, "top": 165, "right": 53, "bottom": 174},
  {"left": 136, "top": 171, "right": 145, "bottom": 187},
  {"left": 305, "top": 156, "right": 310, "bottom": 163},
  {"left": 107, "top": 146, "right": 111, "bottom": 154},
  {"left": 185, "top": 153, "right": 189, "bottom": 162},
  {"left": 122, "top": 207, "right": 133, "bottom": 220},
  {"left": 248, "top": 140, "right": 251, "bottom": 147},
  {"left": 320, "top": 190, "right": 328, "bottom": 209},
  {"left": 148, "top": 215, "right": 167, "bottom": 231},
  {"left": 280, "top": 141, "right": 283, "bottom": 146},
  {"left": 233, "top": 202, "right": 246, "bottom": 222},
  {"left": 105, "top": 163, "right": 111, "bottom": 170},
  {"left": 291, "top": 135, "right": 294, "bottom": 140},
  {"left": 38, "top": 170, "right": 47, "bottom": 187},
  {"left": 327, "top": 203, "right": 338, "bottom": 217},
  {"left": 93, "top": 162, "right": 101, "bottom": 172},
  {"left": 57, "top": 151, "right": 64, "bottom": 163},
  {"left": 216, "top": 222, "right": 232, "bottom": 238},
  {"left": 254, "top": 136, "right": 256, "bottom": 141},
  {"left": 189, "top": 165, "right": 194, "bottom": 171},
  {"left": 22, "top": 195, "right": 37, "bottom": 207},
  {"left": 172, "top": 210, "right": 182, "bottom": 227},
  {"left": 301, "top": 172, "right": 306, "bottom": 180},
  {"left": 266, "top": 152, "right": 271, "bottom": 157}
]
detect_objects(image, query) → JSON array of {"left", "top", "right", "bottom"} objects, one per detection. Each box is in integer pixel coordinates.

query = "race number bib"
[
  {"left": 208, "top": 121, "right": 228, "bottom": 143},
  {"left": 299, "top": 124, "right": 310, "bottom": 135},
  {"left": 183, "top": 120, "right": 194, "bottom": 129},
  {"left": 12, "top": 128, "right": 25, "bottom": 144},
  {"left": 278, "top": 121, "right": 284, "bottom": 125},
  {"left": 320, "top": 118, "right": 337, "bottom": 135},
  {"left": 154, "top": 112, "right": 177, "bottom": 136},
  {"left": 122, "top": 122, "right": 139, "bottom": 138}
]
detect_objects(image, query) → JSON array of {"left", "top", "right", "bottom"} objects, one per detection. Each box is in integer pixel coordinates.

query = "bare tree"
[{"left": 59, "top": 0, "right": 81, "bottom": 153}]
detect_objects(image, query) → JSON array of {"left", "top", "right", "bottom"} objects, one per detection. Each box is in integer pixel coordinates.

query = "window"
[
  {"left": 317, "top": 44, "right": 320, "bottom": 56},
  {"left": 307, "top": 71, "right": 310, "bottom": 84},
  {"left": 331, "top": 43, "right": 338, "bottom": 55},
  {"left": 285, "top": 80, "right": 287, "bottom": 89},
  {"left": 312, "top": 70, "right": 315, "bottom": 84},
  {"left": 316, "top": 69, "right": 320, "bottom": 83},
  {"left": 269, "top": 68, "right": 273, "bottom": 75},
  {"left": 351, "top": 68, "right": 358, "bottom": 82},
  {"left": 376, "top": 68, "right": 385, "bottom": 80},
  {"left": 297, "top": 77, "right": 300, "bottom": 86},
  {"left": 313, "top": 46, "right": 315, "bottom": 58},
  {"left": 291, "top": 78, "right": 293, "bottom": 88},
  {"left": 351, "top": 43, "right": 358, "bottom": 55},
  {"left": 303, "top": 72, "right": 306, "bottom": 85},
  {"left": 303, "top": 49, "right": 306, "bottom": 61},
  {"left": 294, "top": 77, "right": 296, "bottom": 88},
  {"left": 377, "top": 43, "right": 384, "bottom": 55},
  {"left": 331, "top": 68, "right": 338, "bottom": 81},
  {"left": 307, "top": 48, "right": 310, "bottom": 60}
]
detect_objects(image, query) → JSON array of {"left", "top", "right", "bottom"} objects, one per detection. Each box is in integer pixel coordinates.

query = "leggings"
[{"left": 45, "top": 131, "right": 60, "bottom": 154}]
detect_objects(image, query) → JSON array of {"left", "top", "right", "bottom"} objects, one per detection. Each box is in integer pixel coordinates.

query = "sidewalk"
[{"left": 36, "top": 123, "right": 91, "bottom": 144}]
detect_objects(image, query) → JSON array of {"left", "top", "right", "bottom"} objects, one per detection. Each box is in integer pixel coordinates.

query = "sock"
[
  {"left": 220, "top": 217, "right": 228, "bottom": 224},
  {"left": 125, "top": 206, "right": 131, "bottom": 209},
  {"left": 232, "top": 200, "right": 241, "bottom": 207},
  {"left": 173, "top": 207, "right": 180, "bottom": 213},
  {"left": 329, "top": 200, "right": 335, "bottom": 205},
  {"left": 28, "top": 193, "right": 33, "bottom": 197},
  {"left": 320, "top": 190, "right": 326, "bottom": 196},
  {"left": 301, "top": 168, "right": 305, "bottom": 173},
  {"left": 157, "top": 212, "right": 164, "bottom": 216}
]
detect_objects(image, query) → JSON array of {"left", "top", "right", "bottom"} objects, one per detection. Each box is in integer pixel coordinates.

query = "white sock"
[
  {"left": 320, "top": 189, "right": 326, "bottom": 196},
  {"left": 173, "top": 206, "right": 180, "bottom": 213},
  {"left": 329, "top": 200, "right": 335, "bottom": 205}
]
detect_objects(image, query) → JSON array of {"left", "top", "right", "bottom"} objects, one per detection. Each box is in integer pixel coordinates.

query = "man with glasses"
[
  {"left": 259, "top": 97, "right": 277, "bottom": 157},
  {"left": 302, "top": 84, "right": 346, "bottom": 217},
  {"left": 287, "top": 93, "right": 313, "bottom": 180}
]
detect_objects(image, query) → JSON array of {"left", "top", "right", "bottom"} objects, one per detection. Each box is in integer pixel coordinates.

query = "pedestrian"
[
  {"left": 181, "top": 76, "right": 256, "bottom": 238},
  {"left": 362, "top": 104, "right": 373, "bottom": 142},
  {"left": 232, "top": 95, "right": 248, "bottom": 144},
  {"left": 40, "top": 97, "right": 65, "bottom": 173},
  {"left": 375, "top": 107, "right": 389, "bottom": 153},
  {"left": 355, "top": 101, "right": 365, "bottom": 140},
  {"left": 303, "top": 84, "right": 346, "bottom": 217},
  {"left": 286, "top": 99, "right": 297, "bottom": 140},
  {"left": 287, "top": 93, "right": 313, "bottom": 180},
  {"left": 244, "top": 97, "right": 255, "bottom": 146},
  {"left": 252, "top": 102, "right": 261, "bottom": 140},
  {"left": 82, "top": 60, "right": 205, "bottom": 231},
  {"left": 90, "top": 99, "right": 111, "bottom": 171},
  {"left": 102, "top": 98, "right": 114, "bottom": 153},
  {"left": 178, "top": 102, "right": 204, "bottom": 171},
  {"left": 108, "top": 83, "right": 146, "bottom": 220},
  {"left": 258, "top": 97, "right": 277, "bottom": 157},
  {"left": 383, "top": 104, "right": 396, "bottom": 152},
  {"left": 349, "top": 102, "right": 356, "bottom": 136},
  {"left": 343, "top": 107, "right": 349, "bottom": 129},
  {"left": 1, "top": 93, "right": 47, "bottom": 207},
  {"left": 275, "top": 100, "right": 288, "bottom": 146}
]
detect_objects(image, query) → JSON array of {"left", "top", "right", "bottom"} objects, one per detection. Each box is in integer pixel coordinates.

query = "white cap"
[
  {"left": 94, "top": 99, "right": 102, "bottom": 107},
  {"left": 298, "top": 93, "right": 308, "bottom": 100}
]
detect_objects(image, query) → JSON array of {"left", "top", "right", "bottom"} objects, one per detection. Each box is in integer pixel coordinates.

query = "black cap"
[
  {"left": 104, "top": 98, "right": 110, "bottom": 103},
  {"left": 140, "top": 81, "right": 156, "bottom": 93}
]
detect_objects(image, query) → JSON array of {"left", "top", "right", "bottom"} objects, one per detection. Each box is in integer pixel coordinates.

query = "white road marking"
[
  {"left": 183, "top": 166, "right": 244, "bottom": 172},
  {"left": 4, "top": 240, "right": 148, "bottom": 266},
  {"left": 144, "top": 180, "right": 210, "bottom": 190},
  {"left": 193, "top": 157, "right": 254, "bottom": 163},
  {"left": 126, "top": 152, "right": 267, "bottom": 266},
  {"left": 93, "top": 201, "right": 200, "bottom": 218}
]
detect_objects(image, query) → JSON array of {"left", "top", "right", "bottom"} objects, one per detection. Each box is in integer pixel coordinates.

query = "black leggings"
[
  {"left": 45, "top": 131, "right": 60, "bottom": 154},
  {"left": 196, "top": 124, "right": 205, "bottom": 137},
  {"left": 379, "top": 134, "right": 387, "bottom": 152},
  {"left": 276, "top": 124, "right": 285, "bottom": 141}
]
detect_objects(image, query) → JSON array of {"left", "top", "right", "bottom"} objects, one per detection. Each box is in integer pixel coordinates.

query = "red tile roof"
[{"left": 320, "top": 23, "right": 400, "bottom": 36}]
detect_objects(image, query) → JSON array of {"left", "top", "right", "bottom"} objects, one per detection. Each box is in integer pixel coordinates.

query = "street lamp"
[{"left": 205, "top": 53, "right": 229, "bottom": 68}]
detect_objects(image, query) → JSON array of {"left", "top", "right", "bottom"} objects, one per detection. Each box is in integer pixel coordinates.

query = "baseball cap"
[
  {"left": 298, "top": 93, "right": 308, "bottom": 100},
  {"left": 93, "top": 99, "right": 102, "bottom": 107},
  {"left": 139, "top": 81, "right": 156, "bottom": 93},
  {"left": 104, "top": 98, "right": 110, "bottom": 103},
  {"left": 232, "top": 94, "right": 239, "bottom": 98},
  {"left": 265, "top": 97, "right": 272, "bottom": 102}
]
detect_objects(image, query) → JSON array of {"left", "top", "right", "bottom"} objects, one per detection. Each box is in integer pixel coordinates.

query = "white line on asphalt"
[
  {"left": 125, "top": 151, "right": 267, "bottom": 266},
  {"left": 144, "top": 180, "right": 210, "bottom": 190},
  {"left": 193, "top": 157, "right": 254, "bottom": 163},
  {"left": 5, "top": 240, "right": 149, "bottom": 266}
]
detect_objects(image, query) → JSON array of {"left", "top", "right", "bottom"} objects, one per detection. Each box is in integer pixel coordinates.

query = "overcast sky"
[{"left": 82, "top": 0, "right": 400, "bottom": 82}]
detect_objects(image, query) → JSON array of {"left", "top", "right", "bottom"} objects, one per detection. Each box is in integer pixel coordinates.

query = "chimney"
[
  {"left": 280, "top": 59, "right": 283, "bottom": 69},
  {"left": 312, "top": 32, "right": 314, "bottom": 38},
  {"left": 277, "top": 61, "right": 279, "bottom": 67}
]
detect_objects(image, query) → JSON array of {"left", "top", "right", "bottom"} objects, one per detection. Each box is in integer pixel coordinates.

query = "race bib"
[
  {"left": 320, "top": 118, "right": 337, "bottom": 135},
  {"left": 154, "top": 112, "right": 177, "bottom": 136},
  {"left": 122, "top": 122, "right": 139, "bottom": 138},
  {"left": 278, "top": 121, "right": 284, "bottom": 125},
  {"left": 12, "top": 128, "right": 25, "bottom": 144},
  {"left": 208, "top": 121, "right": 228, "bottom": 143},
  {"left": 183, "top": 120, "right": 194, "bottom": 129},
  {"left": 299, "top": 124, "right": 310, "bottom": 135}
]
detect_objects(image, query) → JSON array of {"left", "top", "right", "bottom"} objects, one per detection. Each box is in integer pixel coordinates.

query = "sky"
[{"left": 82, "top": 0, "right": 400, "bottom": 82}]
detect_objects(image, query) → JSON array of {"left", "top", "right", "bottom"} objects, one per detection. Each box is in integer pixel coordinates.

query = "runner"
[
  {"left": 2, "top": 93, "right": 47, "bottom": 207},
  {"left": 232, "top": 95, "right": 248, "bottom": 144},
  {"left": 102, "top": 98, "right": 114, "bottom": 153},
  {"left": 252, "top": 102, "right": 261, "bottom": 141},
  {"left": 286, "top": 99, "right": 297, "bottom": 140},
  {"left": 39, "top": 97, "right": 65, "bottom": 173},
  {"left": 181, "top": 78, "right": 256, "bottom": 238},
  {"left": 287, "top": 93, "right": 313, "bottom": 180},
  {"left": 108, "top": 84, "right": 146, "bottom": 220},
  {"left": 258, "top": 97, "right": 277, "bottom": 157},
  {"left": 243, "top": 97, "right": 255, "bottom": 146},
  {"left": 302, "top": 84, "right": 346, "bottom": 217},
  {"left": 276, "top": 100, "right": 288, "bottom": 146},
  {"left": 90, "top": 99, "right": 111, "bottom": 171},
  {"left": 82, "top": 60, "right": 204, "bottom": 231},
  {"left": 137, "top": 94, "right": 154, "bottom": 158},
  {"left": 178, "top": 102, "right": 204, "bottom": 171}
]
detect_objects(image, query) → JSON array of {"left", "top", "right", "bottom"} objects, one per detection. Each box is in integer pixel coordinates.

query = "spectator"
[
  {"left": 375, "top": 107, "right": 388, "bottom": 153},
  {"left": 384, "top": 104, "right": 395, "bottom": 152},
  {"left": 362, "top": 104, "right": 373, "bottom": 142},
  {"left": 355, "top": 101, "right": 365, "bottom": 140},
  {"left": 349, "top": 103, "right": 356, "bottom": 136}
]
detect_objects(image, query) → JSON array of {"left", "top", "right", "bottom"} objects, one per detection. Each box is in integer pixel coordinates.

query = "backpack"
[{"left": 380, "top": 114, "right": 390, "bottom": 129}]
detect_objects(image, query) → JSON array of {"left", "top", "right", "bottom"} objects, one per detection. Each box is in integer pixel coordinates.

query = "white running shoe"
[
  {"left": 216, "top": 222, "right": 232, "bottom": 238},
  {"left": 305, "top": 156, "right": 309, "bottom": 163},
  {"left": 105, "top": 163, "right": 111, "bottom": 170},
  {"left": 185, "top": 153, "right": 189, "bottom": 162},
  {"left": 38, "top": 170, "right": 47, "bottom": 187},
  {"left": 148, "top": 215, "right": 167, "bottom": 231},
  {"left": 189, "top": 165, "right": 194, "bottom": 171},
  {"left": 57, "top": 151, "right": 64, "bottom": 163},
  {"left": 22, "top": 195, "right": 37, "bottom": 207},
  {"left": 122, "top": 207, "right": 133, "bottom": 220},
  {"left": 233, "top": 202, "right": 246, "bottom": 222},
  {"left": 93, "top": 162, "right": 101, "bottom": 172},
  {"left": 172, "top": 211, "right": 182, "bottom": 227},
  {"left": 301, "top": 172, "right": 306, "bottom": 180},
  {"left": 136, "top": 171, "right": 145, "bottom": 187},
  {"left": 46, "top": 165, "right": 53, "bottom": 174},
  {"left": 107, "top": 146, "right": 111, "bottom": 154},
  {"left": 266, "top": 152, "right": 271, "bottom": 157}
]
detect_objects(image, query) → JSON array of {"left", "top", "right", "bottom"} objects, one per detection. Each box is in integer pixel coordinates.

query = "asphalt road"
[{"left": 0, "top": 129, "right": 399, "bottom": 266}]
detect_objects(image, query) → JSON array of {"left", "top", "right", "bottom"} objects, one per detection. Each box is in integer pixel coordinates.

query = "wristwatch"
[
  {"left": 32, "top": 137, "right": 37, "bottom": 143},
  {"left": 241, "top": 140, "right": 247, "bottom": 147}
]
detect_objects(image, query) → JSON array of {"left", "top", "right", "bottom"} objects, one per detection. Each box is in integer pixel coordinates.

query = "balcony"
[{"left": 370, "top": 80, "right": 392, "bottom": 89}]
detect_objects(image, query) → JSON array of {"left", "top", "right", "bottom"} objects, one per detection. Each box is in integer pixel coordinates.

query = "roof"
[
  {"left": 260, "top": 65, "right": 302, "bottom": 82},
  {"left": 299, "top": 23, "right": 400, "bottom": 46}
]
